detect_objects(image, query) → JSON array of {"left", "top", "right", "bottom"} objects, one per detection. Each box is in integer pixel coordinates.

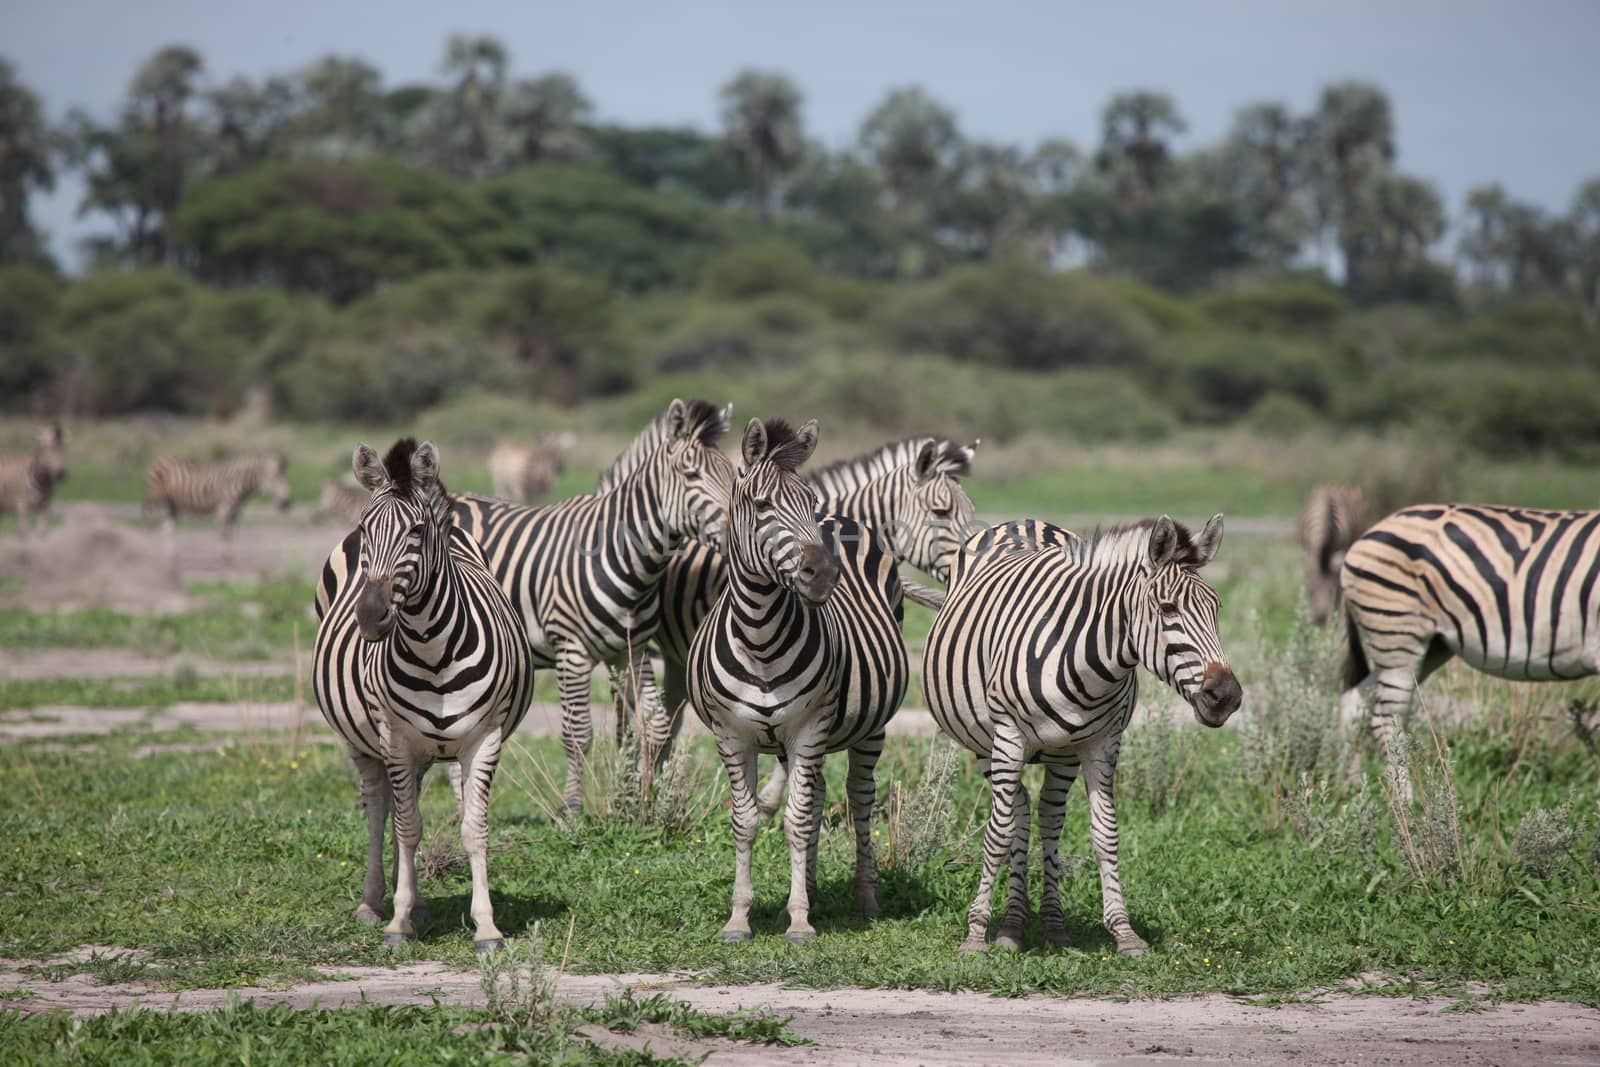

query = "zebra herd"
[{"left": 7, "top": 409, "right": 1600, "bottom": 954}]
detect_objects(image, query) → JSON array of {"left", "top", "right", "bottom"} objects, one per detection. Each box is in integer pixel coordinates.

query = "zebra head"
[
  {"left": 1131, "top": 514, "right": 1242, "bottom": 728},
  {"left": 263, "top": 453, "right": 293, "bottom": 512},
  {"left": 351, "top": 438, "right": 449, "bottom": 642},
  {"left": 733, "top": 417, "right": 840, "bottom": 606},
  {"left": 650, "top": 398, "right": 735, "bottom": 552},
  {"left": 893, "top": 438, "right": 979, "bottom": 582}
]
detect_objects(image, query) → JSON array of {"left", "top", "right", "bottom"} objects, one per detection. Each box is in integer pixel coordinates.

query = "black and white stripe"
[
  {"left": 1340, "top": 502, "right": 1600, "bottom": 787},
  {"left": 687, "top": 418, "right": 909, "bottom": 944},
  {"left": 1298, "top": 483, "right": 1369, "bottom": 625},
  {"left": 923, "top": 516, "right": 1241, "bottom": 954},
  {"left": 0, "top": 422, "right": 65, "bottom": 536},
  {"left": 145, "top": 452, "right": 292, "bottom": 538},
  {"left": 312, "top": 439, "right": 534, "bottom": 951}
]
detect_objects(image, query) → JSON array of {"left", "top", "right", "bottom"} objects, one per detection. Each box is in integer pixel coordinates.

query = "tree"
[
  {"left": 0, "top": 58, "right": 57, "bottom": 265},
  {"left": 1097, "top": 90, "right": 1187, "bottom": 206},
  {"left": 1569, "top": 178, "right": 1600, "bottom": 319},
  {"left": 1459, "top": 183, "right": 1514, "bottom": 292},
  {"left": 859, "top": 86, "right": 963, "bottom": 275},
  {"left": 205, "top": 74, "right": 296, "bottom": 173},
  {"left": 437, "top": 34, "right": 508, "bottom": 173},
  {"left": 291, "top": 56, "right": 388, "bottom": 159},
  {"left": 503, "top": 72, "right": 591, "bottom": 165},
  {"left": 1302, "top": 81, "right": 1395, "bottom": 289},
  {"left": 1206, "top": 101, "right": 1311, "bottom": 264},
  {"left": 718, "top": 69, "right": 804, "bottom": 224},
  {"left": 945, "top": 142, "right": 1032, "bottom": 258}
]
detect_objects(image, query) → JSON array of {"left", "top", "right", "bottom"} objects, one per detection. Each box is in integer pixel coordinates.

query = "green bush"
[
  {"left": 1423, "top": 299, "right": 1600, "bottom": 367},
  {"left": 278, "top": 330, "right": 517, "bottom": 421},
  {"left": 0, "top": 266, "right": 64, "bottom": 404},
  {"left": 1167, "top": 332, "right": 1337, "bottom": 422},
  {"left": 698, "top": 243, "right": 819, "bottom": 301},
  {"left": 1246, "top": 391, "right": 1320, "bottom": 438},
  {"left": 1196, "top": 283, "right": 1348, "bottom": 335}
]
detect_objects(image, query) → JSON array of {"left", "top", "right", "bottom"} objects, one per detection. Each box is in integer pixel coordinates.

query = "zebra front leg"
[
  {"left": 556, "top": 646, "right": 594, "bottom": 813},
  {"left": 458, "top": 728, "right": 505, "bottom": 952},
  {"left": 781, "top": 738, "right": 828, "bottom": 944},
  {"left": 714, "top": 730, "right": 760, "bottom": 942},
  {"left": 847, "top": 735, "right": 885, "bottom": 920},
  {"left": 384, "top": 752, "right": 429, "bottom": 945},
  {"left": 354, "top": 752, "right": 391, "bottom": 924},
  {"left": 1082, "top": 738, "right": 1145, "bottom": 956},
  {"left": 961, "top": 722, "right": 1026, "bottom": 954},
  {"left": 1037, "top": 761, "right": 1078, "bottom": 948},
  {"left": 995, "top": 779, "right": 1032, "bottom": 950},
  {"left": 782, "top": 768, "right": 825, "bottom": 929}
]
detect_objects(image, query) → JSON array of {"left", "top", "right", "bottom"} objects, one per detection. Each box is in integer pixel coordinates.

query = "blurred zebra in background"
[
  {"left": 923, "top": 516, "right": 1241, "bottom": 955},
  {"left": 488, "top": 431, "right": 577, "bottom": 503},
  {"left": 0, "top": 422, "right": 66, "bottom": 536},
  {"left": 1298, "top": 483, "right": 1369, "bottom": 625},
  {"left": 313, "top": 438, "right": 533, "bottom": 951},
  {"left": 688, "top": 418, "right": 908, "bottom": 944},
  {"left": 144, "top": 452, "right": 292, "bottom": 539},
  {"left": 312, "top": 479, "right": 368, "bottom": 527},
  {"left": 1340, "top": 503, "right": 1600, "bottom": 796}
]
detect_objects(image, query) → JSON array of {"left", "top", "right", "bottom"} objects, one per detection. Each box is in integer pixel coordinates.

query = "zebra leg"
[
  {"left": 1082, "top": 737, "right": 1146, "bottom": 956},
  {"left": 714, "top": 729, "right": 760, "bottom": 943},
  {"left": 1037, "top": 760, "right": 1078, "bottom": 948},
  {"left": 847, "top": 735, "right": 884, "bottom": 920},
  {"left": 354, "top": 752, "right": 391, "bottom": 924},
  {"left": 781, "top": 737, "right": 829, "bottom": 944},
  {"left": 656, "top": 651, "right": 692, "bottom": 768},
  {"left": 384, "top": 753, "right": 429, "bottom": 945},
  {"left": 995, "top": 779, "right": 1031, "bottom": 950},
  {"left": 756, "top": 760, "right": 789, "bottom": 819},
  {"left": 458, "top": 728, "right": 505, "bottom": 952},
  {"left": 783, "top": 769, "right": 825, "bottom": 928},
  {"left": 622, "top": 644, "right": 670, "bottom": 789},
  {"left": 446, "top": 759, "right": 465, "bottom": 810},
  {"left": 961, "top": 722, "right": 1026, "bottom": 954},
  {"left": 556, "top": 646, "right": 594, "bottom": 814},
  {"left": 1370, "top": 667, "right": 1422, "bottom": 804}
]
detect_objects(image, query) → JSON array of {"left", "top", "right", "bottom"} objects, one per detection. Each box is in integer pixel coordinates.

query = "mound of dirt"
[{"left": 18, "top": 509, "right": 188, "bottom": 613}]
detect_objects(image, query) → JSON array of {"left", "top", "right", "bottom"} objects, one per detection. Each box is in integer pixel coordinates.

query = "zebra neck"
[
  {"left": 725, "top": 568, "right": 813, "bottom": 647},
  {"left": 391, "top": 544, "right": 464, "bottom": 668},
  {"left": 605, "top": 472, "right": 677, "bottom": 577}
]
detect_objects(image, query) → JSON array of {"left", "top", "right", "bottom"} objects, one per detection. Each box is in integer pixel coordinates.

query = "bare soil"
[{"left": 2, "top": 954, "right": 1595, "bottom": 1065}]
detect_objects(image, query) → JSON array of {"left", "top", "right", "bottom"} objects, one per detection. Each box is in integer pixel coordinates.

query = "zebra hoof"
[
  {"left": 383, "top": 932, "right": 414, "bottom": 947},
  {"left": 785, "top": 928, "right": 816, "bottom": 946},
  {"left": 958, "top": 937, "right": 989, "bottom": 956},
  {"left": 474, "top": 938, "right": 504, "bottom": 954},
  {"left": 1117, "top": 938, "right": 1150, "bottom": 958},
  {"left": 993, "top": 930, "right": 1024, "bottom": 951},
  {"left": 1043, "top": 927, "right": 1070, "bottom": 949},
  {"left": 355, "top": 904, "right": 385, "bottom": 925},
  {"left": 719, "top": 928, "right": 752, "bottom": 944}
]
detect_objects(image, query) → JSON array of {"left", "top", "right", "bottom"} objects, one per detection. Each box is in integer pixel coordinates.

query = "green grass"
[{"left": 0, "top": 675, "right": 298, "bottom": 711}]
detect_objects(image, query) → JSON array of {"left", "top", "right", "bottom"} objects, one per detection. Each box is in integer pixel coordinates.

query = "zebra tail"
[
  {"left": 901, "top": 578, "right": 946, "bottom": 612},
  {"left": 1341, "top": 604, "right": 1368, "bottom": 691}
]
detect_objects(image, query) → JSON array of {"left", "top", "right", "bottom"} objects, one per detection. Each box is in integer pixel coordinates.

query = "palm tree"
[
  {"left": 1098, "top": 90, "right": 1187, "bottom": 206},
  {"left": 1459, "top": 184, "right": 1514, "bottom": 292},
  {"left": 859, "top": 86, "right": 961, "bottom": 215},
  {"left": 0, "top": 58, "right": 57, "bottom": 264},
  {"left": 718, "top": 69, "right": 804, "bottom": 223},
  {"left": 132, "top": 45, "right": 203, "bottom": 262},
  {"left": 503, "top": 72, "right": 592, "bottom": 165},
  {"left": 205, "top": 74, "right": 295, "bottom": 172},
  {"left": 1303, "top": 81, "right": 1395, "bottom": 288},
  {"left": 437, "top": 34, "right": 508, "bottom": 171},
  {"left": 293, "top": 55, "right": 388, "bottom": 159},
  {"left": 1210, "top": 101, "right": 1310, "bottom": 264}
]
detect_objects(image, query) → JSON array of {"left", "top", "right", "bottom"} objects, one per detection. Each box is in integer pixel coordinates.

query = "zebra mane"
[
  {"left": 1067, "top": 519, "right": 1202, "bottom": 567},
  {"left": 759, "top": 419, "right": 812, "bottom": 473},
  {"left": 597, "top": 397, "right": 726, "bottom": 493},
  {"left": 679, "top": 398, "right": 728, "bottom": 447},
  {"left": 807, "top": 434, "right": 971, "bottom": 492},
  {"left": 380, "top": 438, "right": 447, "bottom": 500}
]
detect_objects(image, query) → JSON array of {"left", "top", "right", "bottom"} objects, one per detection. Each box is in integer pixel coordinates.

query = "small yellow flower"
[
  {"left": 306, "top": 809, "right": 313, "bottom": 815},
  {"left": 290, "top": 761, "right": 300, "bottom": 770},
  {"left": 633, "top": 868, "right": 640, "bottom": 875},
  {"left": 1203, "top": 957, "right": 1210, "bottom": 964},
  {"left": 317, "top": 853, "right": 324, "bottom": 859},
  {"left": 1448, "top": 939, "right": 1455, "bottom": 945},
  {"left": 340, "top": 860, "right": 348, "bottom": 867}
]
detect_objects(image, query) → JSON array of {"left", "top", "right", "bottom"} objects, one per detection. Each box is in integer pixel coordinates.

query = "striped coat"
[
  {"left": 1298, "top": 484, "right": 1369, "bottom": 625},
  {"left": 1340, "top": 503, "right": 1600, "bottom": 784},
  {"left": 312, "top": 439, "right": 533, "bottom": 950},
  {"left": 923, "top": 517, "right": 1241, "bottom": 954},
  {"left": 0, "top": 423, "right": 66, "bottom": 535},
  {"left": 688, "top": 418, "right": 909, "bottom": 944},
  {"left": 145, "top": 453, "right": 292, "bottom": 537}
]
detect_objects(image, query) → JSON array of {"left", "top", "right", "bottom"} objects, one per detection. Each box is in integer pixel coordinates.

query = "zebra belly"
[{"left": 1450, "top": 635, "right": 1598, "bottom": 682}]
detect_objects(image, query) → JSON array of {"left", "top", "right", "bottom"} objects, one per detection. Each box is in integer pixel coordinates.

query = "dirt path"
[{"left": 1, "top": 955, "right": 1593, "bottom": 1065}]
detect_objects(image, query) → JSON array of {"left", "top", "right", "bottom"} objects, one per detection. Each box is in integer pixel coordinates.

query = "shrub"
[
  {"left": 699, "top": 243, "right": 819, "bottom": 301},
  {"left": 1196, "top": 282, "right": 1348, "bottom": 335},
  {"left": 1246, "top": 391, "right": 1320, "bottom": 438},
  {"left": 0, "top": 266, "right": 64, "bottom": 404},
  {"left": 279, "top": 330, "right": 517, "bottom": 421},
  {"left": 1168, "top": 332, "right": 1337, "bottom": 421}
]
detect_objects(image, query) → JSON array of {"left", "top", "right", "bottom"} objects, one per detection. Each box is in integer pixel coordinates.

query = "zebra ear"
[
  {"left": 1147, "top": 515, "right": 1180, "bottom": 568},
  {"left": 411, "top": 441, "right": 441, "bottom": 490},
  {"left": 1194, "top": 513, "right": 1224, "bottom": 567},
  {"left": 741, "top": 417, "right": 768, "bottom": 466},
  {"left": 665, "top": 398, "right": 689, "bottom": 440},
  {"left": 914, "top": 440, "right": 941, "bottom": 483},
  {"left": 719, "top": 403, "right": 734, "bottom": 433},
  {"left": 789, "top": 419, "right": 820, "bottom": 466},
  {"left": 353, "top": 444, "right": 386, "bottom": 492}
]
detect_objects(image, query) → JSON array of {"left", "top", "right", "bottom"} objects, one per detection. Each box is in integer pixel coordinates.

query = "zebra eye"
[{"left": 1158, "top": 601, "right": 1180, "bottom": 616}]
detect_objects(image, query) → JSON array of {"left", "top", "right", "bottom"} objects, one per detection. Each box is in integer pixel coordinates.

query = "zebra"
[
  {"left": 688, "top": 417, "right": 909, "bottom": 944},
  {"left": 923, "top": 516, "right": 1241, "bottom": 955},
  {"left": 1339, "top": 502, "right": 1600, "bottom": 792},
  {"left": 1299, "top": 484, "right": 1369, "bottom": 625},
  {"left": 488, "top": 432, "right": 577, "bottom": 503},
  {"left": 0, "top": 422, "right": 66, "bottom": 536},
  {"left": 312, "top": 479, "right": 368, "bottom": 527},
  {"left": 316, "top": 398, "right": 734, "bottom": 813},
  {"left": 312, "top": 438, "right": 534, "bottom": 951},
  {"left": 144, "top": 453, "right": 293, "bottom": 539}
]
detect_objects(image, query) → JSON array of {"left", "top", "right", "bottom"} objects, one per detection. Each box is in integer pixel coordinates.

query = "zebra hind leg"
[
  {"left": 994, "top": 779, "right": 1032, "bottom": 950},
  {"left": 756, "top": 759, "right": 789, "bottom": 820},
  {"left": 556, "top": 647, "right": 594, "bottom": 814},
  {"left": 781, "top": 769, "right": 826, "bottom": 929},
  {"left": 1037, "top": 761, "right": 1078, "bottom": 948},
  {"left": 961, "top": 723, "right": 1027, "bottom": 954},
  {"left": 459, "top": 729, "right": 506, "bottom": 953},
  {"left": 354, "top": 753, "right": 391, "bottom": 924},
  {"left": 846, "top": 736, "right": 884, "bottom": 920}
]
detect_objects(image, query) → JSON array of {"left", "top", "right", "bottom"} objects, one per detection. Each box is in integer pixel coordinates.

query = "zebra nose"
[
  {"left": 355, "top": 576, "right": 395, "bottom": 640},
  {"left": 794, "top": 544, "right": 841, "bottom": 606},
  {"left": 1194, "top": 663, "right": 1242, "bottom": 726}
]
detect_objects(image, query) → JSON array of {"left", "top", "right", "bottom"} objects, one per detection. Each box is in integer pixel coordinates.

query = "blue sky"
[{"left": 10, "top": 0, "right": 1600, "bottom": 268}]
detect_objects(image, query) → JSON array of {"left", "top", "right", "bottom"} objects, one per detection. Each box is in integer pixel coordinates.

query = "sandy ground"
[{"left": 2, "top": 953, "right": 1596, "bottom": 1065}]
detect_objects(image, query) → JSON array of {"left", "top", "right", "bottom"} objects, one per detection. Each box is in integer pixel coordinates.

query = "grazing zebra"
[
  {"left": 1299, "top": 484, "right": 1369, "bottom": 625},
  {"left": 1340, "top": 503, "right": 1600, "bottom": 789},
  {"left": 317, "top": 399, "right": 734, "bottom": 813},
  {"left": 312, "top": 439, "right": 533, "bottom": 950},
  {"left": 488, "top": 432, "right": 577, "bottom": 503},
  {"left": 312, "top": 479, "right": 368, "bottom": 527},
  {"left": 0, "top": 422, "right": 66, "bottom": 536},
  {"left": 688, "top": 418, "right": 909, "bottom": 944},
  {"left": 923, "top": 516, "right": 1241, "bottom": 955},
  {"left": 145, "top": 453, "right": 293, "bottom": 538}
]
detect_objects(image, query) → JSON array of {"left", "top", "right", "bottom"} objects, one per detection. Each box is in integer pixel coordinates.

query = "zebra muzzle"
[
  {"left": 1192, "top": 663, "right": 1242, "bottom": 726},
  {"left": 794, "top": 544, "right": 842, "bottom": 606},
  {"left": 356, "top": 576, "right": 396, "bottom": 640}
]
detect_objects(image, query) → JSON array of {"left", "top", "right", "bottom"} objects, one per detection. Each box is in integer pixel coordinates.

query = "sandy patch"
[
  {"left": 0, "top": 649, "right": 293, "bottom": 681},
  {"left": 6, "top": 507, "right": 187, "bottom": 613}
]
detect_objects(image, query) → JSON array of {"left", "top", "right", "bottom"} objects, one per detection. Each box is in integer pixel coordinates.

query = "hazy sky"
[{"left": 10, "top": 0, "right": 1600, "bottom": 268}]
